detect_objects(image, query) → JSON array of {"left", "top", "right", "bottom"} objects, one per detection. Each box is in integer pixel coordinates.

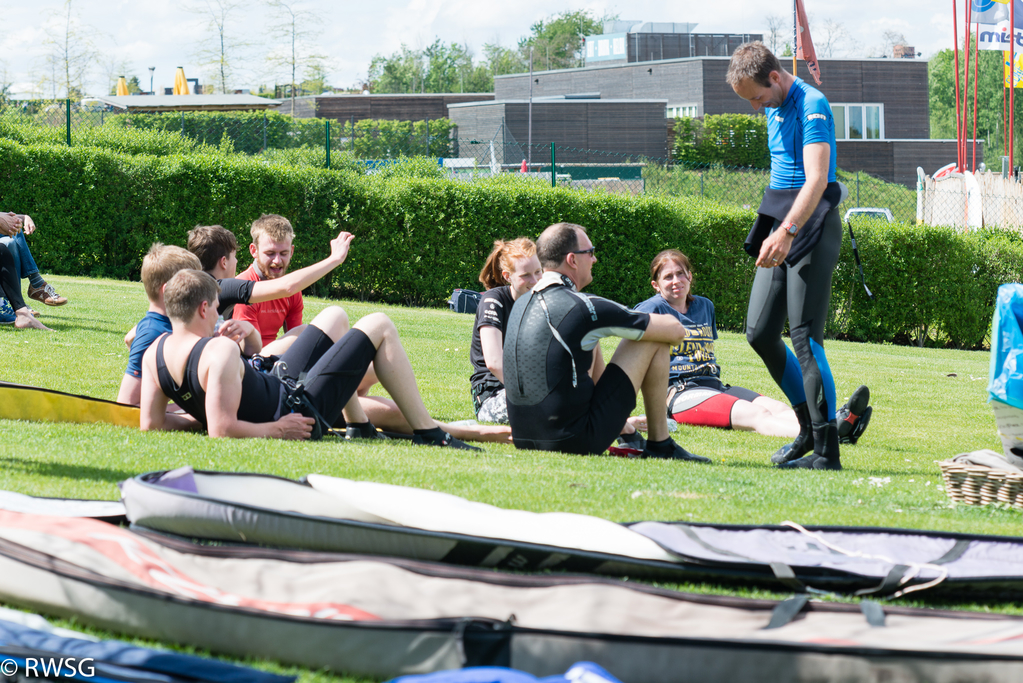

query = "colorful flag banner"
[
  {"left": 795, "top": 0, "right": 822, "bottom": 84},
  {"left": 1005, "top": 50, "right": 1023, "bottom": 86},
  {"left": 972, "top": 0, "right": 1023, "bottom": 51}
]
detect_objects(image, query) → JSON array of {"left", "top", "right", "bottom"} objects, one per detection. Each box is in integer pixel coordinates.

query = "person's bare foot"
[
  {"left": 14, "top": 308, "right": 51, "bottom": 331},
  {"left": 627, "top": 415, "right": 648, "bottom": 432}
]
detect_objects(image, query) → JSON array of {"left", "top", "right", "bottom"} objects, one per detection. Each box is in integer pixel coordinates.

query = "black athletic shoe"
[
  {"left": 412, "top": 431, "right": 481, "bottom": 451},
  {"left": 642, "top": 438, "right": 711, "bottom": 463},
  {"left": 778, "top": 421, "right": 841, "bottom": 471},
  {"left": 771, "top": 403, "right": 814, "bottom": 464},
  {"left": 617, "top": 430, "right": 647, "bottom": 451},
  {"left": 837, "top": 385, "right": 871, "bottom": 444},
  {"left": 345, "top": 422, "right": 387, "bottom": 440}
]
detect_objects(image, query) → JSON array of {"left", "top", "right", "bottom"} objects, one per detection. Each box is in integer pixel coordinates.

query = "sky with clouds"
[{"left": 0, "top": 0, "right": 957, "bottom": 98}]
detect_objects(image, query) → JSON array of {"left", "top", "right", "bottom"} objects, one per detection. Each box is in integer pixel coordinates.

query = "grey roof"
[
  {"left": 448, "top": 97, "right": 668, "bottom": 108},
  {"left": 90, "top": 94, "right": 281, "bottom": 110}
]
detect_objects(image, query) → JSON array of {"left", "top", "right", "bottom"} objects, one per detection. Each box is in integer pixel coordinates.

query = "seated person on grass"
[
  {"left": 140, "top": 269, "right": 477, "bottom": 450},
  {"left": 503, "top": 222, "right": 708, "bottom": 462},
  {"left": 0, "top": 216, "right": 48, "bottom": 330},
  {"left": 117, "top": 244, "right": 261, "bottom": 405},
  {"left": 0, "top": 211, "right": 68, "bottom": 308},
  {"left": 217, "top": 217, "right": 508, "bottom": 444},
  {"left": 465, "top": 237, "right": 643, "bottom": 445},
  {"left": 120, "top": 225, "right": 356, "bottom": 405},
  {"left": 630, "top": 249, "right": 872, "bottom": 449}
]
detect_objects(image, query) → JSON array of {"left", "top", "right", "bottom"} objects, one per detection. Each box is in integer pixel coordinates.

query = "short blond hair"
[
  {"left": 164, "top": 269, "right": 220, "bottom": 323},
  {"left": 141, "top": 243, "right": 202, "bottom": 303},
  {"left": 250, "top": 214, "right": 294, "bottom": 248}
]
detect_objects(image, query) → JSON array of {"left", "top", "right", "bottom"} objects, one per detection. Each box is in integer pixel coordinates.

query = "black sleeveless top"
[{"left": 154, "top": 335, "right": 285, "bottom": 428}]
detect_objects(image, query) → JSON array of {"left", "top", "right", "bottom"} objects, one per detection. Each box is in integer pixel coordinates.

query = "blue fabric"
[
  {"left": 989, "top": 283, "right": 1023, "bottom": 410},
  {"left": 809, "top": 338, "right": 837, "bottom": 420},
  {"left": 0, "top": 231, "right": 40, "bottom": 280},
  {"left": 779, "top": 346, "right": 807, "bottom": 405},
  {"left": 125, "top": 312, "right": 172, "bottom": 378},
  {"left": 767, "top": 77, "right": 837, "bottom": 189},
  {"left": 387, "top": 661, "right": 623, "bottom": 683},
  {"left": 634, "top": 294, "right": 720, "bottom": 384},
  {"left": 0, "top": 617, "right": 294, "bottom": 682}
]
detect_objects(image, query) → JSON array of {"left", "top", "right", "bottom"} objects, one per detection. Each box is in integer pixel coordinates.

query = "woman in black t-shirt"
[{"left": 470, "top": 238, "right": 541, "bottom": 422}]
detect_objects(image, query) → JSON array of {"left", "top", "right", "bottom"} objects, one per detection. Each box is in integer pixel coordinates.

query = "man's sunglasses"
[{"left": 569, "top": 247, "right": 596, "bottom": 256}]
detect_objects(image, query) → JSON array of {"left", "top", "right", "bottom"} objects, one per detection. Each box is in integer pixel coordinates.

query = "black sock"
[
  {"left": 646, "top": 437, "right": 675, "bottom": 453},
  {"left": 349, "top": 421, "right": 374, "bottom": 431},
  {"left": 413, "top": 427, "right": 448, "bottom": 443}
]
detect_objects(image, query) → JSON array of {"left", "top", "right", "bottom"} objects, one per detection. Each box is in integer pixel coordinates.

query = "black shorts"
[
  {"left": 556, "top": 363, "right": 637, "bottom": 455},
  {"left": 274, "top": 326, "right": 377, "bottom": 427}
]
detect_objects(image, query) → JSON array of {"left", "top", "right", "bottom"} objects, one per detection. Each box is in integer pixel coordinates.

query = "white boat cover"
[
  {"left": 6, "top": 510, "right": 1023, "bottom": 682},
  {"left": 121, "top": 468, "right": 1023, "bottom": 596}
]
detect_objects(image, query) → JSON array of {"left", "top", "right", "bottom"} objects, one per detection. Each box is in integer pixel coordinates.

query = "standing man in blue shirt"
[{"left": 727, "top": 41, "right": 855, "bottom": 471}]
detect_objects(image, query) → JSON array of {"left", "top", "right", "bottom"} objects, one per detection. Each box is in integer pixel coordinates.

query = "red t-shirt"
[{"left": 232, "top": 264, "right": 304, "bottom": 346}]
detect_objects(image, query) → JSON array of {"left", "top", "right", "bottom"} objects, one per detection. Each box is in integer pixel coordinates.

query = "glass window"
[
  {"left": 849, "top": 107, "right": 863, "bottom": 140},
  {"left": 865, "top": 105, "right": 880, "bottom": 139},
  {"left": 833, "top": 106, "right": 846, "bottom": 140}
]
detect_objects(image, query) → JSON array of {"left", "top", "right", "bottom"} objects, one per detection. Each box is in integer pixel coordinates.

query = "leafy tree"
[
  {"left": 929, "top": 46, "right": 1018, "bottom": 164},
  {"left": 519, "top": 10, "right": 604, "bottom": 70},
  {"left": 369, "top": 39, "right": 491, "bottom": 93},
  {"left": 674, "top": 113, "right": 769, "bottom": 169},
  {"left": 482, "top": 43, "right": 528, "bottom": 77}
]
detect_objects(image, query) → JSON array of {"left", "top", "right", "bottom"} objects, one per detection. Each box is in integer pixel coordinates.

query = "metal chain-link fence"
[{"left": 3, "top": 99, "right": 1020, "bottom": 230}]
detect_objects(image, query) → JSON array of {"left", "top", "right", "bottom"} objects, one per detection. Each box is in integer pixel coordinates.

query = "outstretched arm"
[{"left": 248, "top": 231, "right": 354, "bottom": 303}]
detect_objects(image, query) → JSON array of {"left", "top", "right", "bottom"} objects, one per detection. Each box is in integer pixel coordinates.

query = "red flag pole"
[
  {"left": 954, "top": 0, "right": 963, "bottom": 170},
  {"left": 1012, "top": 0, "right": 1016, "bottom": 172},
  {"left": 962, "top": 1, "right": 973, "bottom": 170},
  {"left": 973, "top": 23, "right": 980, "bottom": 171}
]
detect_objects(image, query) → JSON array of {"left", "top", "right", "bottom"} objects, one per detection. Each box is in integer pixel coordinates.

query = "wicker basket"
[{"left": 939, "top": 460, "right": 1023, "bottom": 508}]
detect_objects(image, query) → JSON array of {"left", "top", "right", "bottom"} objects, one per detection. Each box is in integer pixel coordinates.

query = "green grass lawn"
[{"left": 0, "top": 274, "right": 1013, "bottom": 681}]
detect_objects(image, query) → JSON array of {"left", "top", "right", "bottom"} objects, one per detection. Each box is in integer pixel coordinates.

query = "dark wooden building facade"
[
  {"left": 447, "top": 99, "right": 670, "bottom": 165},
  {"left": 272, "top": 93, "right": 493, "bottom": 122},
  {"left": 491, "top": 56, "right": 954, "bottom": 184}
]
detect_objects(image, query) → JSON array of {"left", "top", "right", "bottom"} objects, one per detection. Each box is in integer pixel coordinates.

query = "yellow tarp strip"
[{"left": 0, "top": 384, "right": 139, "bottom": 428}]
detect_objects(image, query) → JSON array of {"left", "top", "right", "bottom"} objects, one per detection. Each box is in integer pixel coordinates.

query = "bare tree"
[
  {"left": 38, "top": 0, "right": 97, "bottom": 99},
  {"left": 190, "top": 0, "right": 250, "bottom": 94},
  {"left": 764, "top": 14, "right": 787, "bottom": 55},
  {"left": 264, "top": 0, "right": 327, "bottom": 114},
  {"left": 816, "top": 18, "right": 850, "bottom": 58},
  {"left": 868, "top": 30, "right": 908, "bottom": 58}
]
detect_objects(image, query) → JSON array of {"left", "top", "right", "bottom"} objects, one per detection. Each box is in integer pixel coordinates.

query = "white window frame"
[
  {"left": 831, "top": 103, "right": 885, "bottom": 141},
  {"left": 667, "top": 103, "right": 699, "bottom": 119}
]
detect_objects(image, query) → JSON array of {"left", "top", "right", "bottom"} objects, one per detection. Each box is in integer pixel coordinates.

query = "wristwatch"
[{"left": 780, "top": 221, "right": 799, "bottom": 236}]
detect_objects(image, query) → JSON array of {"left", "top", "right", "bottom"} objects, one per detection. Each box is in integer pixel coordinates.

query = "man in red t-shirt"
[{"left": 233, "top": 214, "right": 304, "bottom": 348}]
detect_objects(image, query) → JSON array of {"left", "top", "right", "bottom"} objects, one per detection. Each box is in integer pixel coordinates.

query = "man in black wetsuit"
[
  {"left": 503, "top": 222, "right": 709, "bottom": 461},
  {"left": 139, "top": 269, "right": 477, "bottom": 449}
]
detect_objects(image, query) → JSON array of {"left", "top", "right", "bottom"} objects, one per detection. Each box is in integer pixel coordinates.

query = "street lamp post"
[{"left": 148, "top": 67, "right": 155, "bottom": 95}]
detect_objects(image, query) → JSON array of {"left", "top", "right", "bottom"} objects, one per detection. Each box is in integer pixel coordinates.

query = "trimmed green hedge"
[{"left": 1, "top": 137, "right": 1020, "bottom": 348}]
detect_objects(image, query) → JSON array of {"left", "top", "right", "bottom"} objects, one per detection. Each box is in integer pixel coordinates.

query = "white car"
[{"left": 843, "top": 207, "right": 894, "bottom": 223}]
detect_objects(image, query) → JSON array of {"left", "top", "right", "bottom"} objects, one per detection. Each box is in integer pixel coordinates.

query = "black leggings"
[
  {"left": 745, "top": 209, "right": 841, "bottom": 424},
  {"left": 0, "top": 243, "right": 26, "bottom": 311},
  {"left": 276, "top": 325, "right": 377, "bottom": 427}
]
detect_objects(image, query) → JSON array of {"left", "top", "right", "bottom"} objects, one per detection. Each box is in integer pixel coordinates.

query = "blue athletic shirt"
[
  {"left": 125, "top": 311, "right": 172, "bottom": 377},
  {"left": 767, "top": 77, "right": 837, "bottom": 190},
  {"left": 634, "top": 294, "right": 720, "bottom": 384}
]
